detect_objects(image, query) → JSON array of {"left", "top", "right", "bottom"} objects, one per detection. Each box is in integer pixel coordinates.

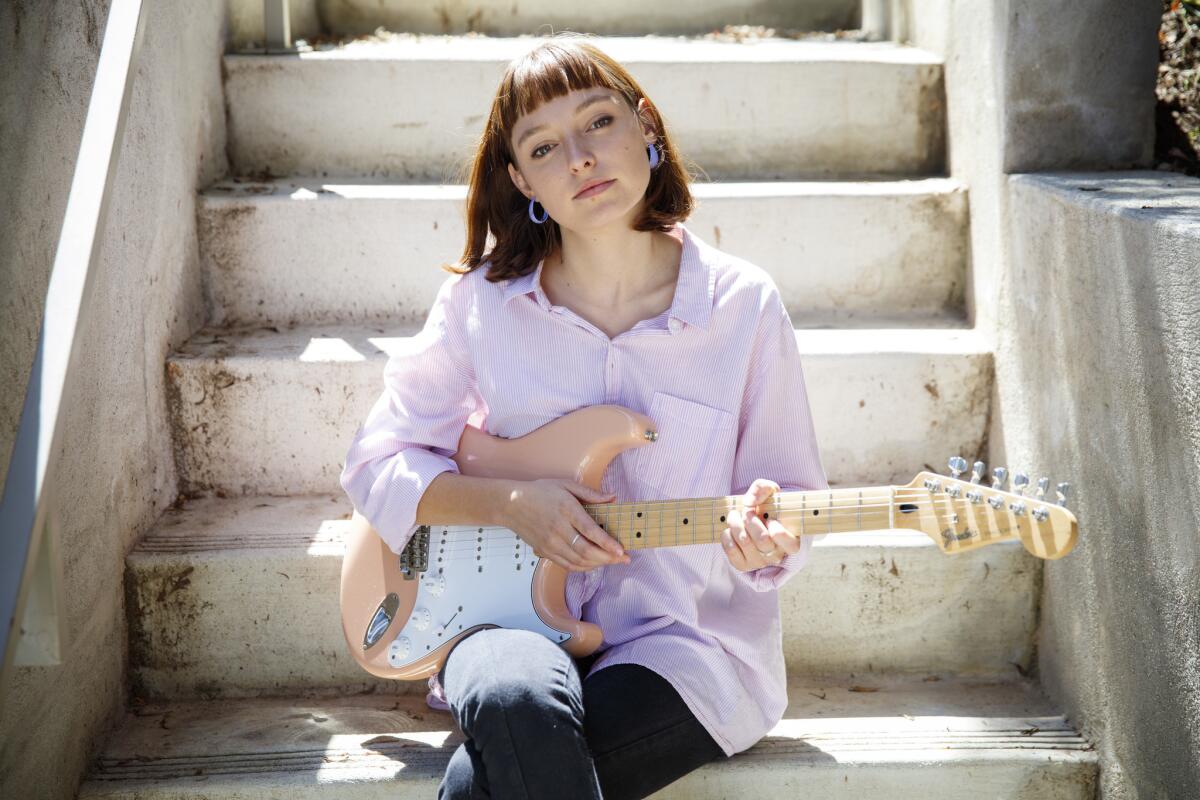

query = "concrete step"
[
  {"left": 199, "top": 178, "right": 968, "bottom": 328},
  {"left": 80, "top": 677, "right": 1096, "bottom": 798},
  {"left": 224, "top": 35, "right": 945, "bottom": 181},
  {"left": 126, "top": 495, "right": 1038, "bottom": 700},
  {"left": 165, "top": 324, "right": 991, "bottom": 495},
  {"left": 228, "top": 0, "right": 862, "bottom": 46}
]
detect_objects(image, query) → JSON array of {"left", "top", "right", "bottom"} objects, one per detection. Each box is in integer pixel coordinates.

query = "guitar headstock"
[{"left": 895, "top": 456, "right": 1078, "bottom": 559}]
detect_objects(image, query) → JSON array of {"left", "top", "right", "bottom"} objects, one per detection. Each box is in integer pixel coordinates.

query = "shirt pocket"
[{"left": 634, "top": 391, "right": 738, "bottom": 501}]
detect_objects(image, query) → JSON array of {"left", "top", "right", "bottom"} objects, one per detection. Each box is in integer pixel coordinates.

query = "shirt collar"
[{"left": 499, "top": 222, "right": 714, "bottom": 331}]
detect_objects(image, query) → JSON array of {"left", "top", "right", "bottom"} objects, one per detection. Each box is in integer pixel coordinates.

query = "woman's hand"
[
  {"left": 721, "top": 478, "right": 801, "bottom": 572},
  {"left": 499, "top": 478, "right": 631, "bottom": 573}
]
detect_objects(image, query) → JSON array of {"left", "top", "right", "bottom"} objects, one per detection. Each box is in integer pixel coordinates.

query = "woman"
[{"left": 339, "top": 34, "right": 828, "bottom": 800}]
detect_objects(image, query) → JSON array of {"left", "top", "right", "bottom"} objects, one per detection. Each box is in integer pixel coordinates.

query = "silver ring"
[
  {"left": 758, "top": 547, "right": 782, "bottom": 559},
  {"left": 571, "top": 533, "right": 583, "bottom": 548}
]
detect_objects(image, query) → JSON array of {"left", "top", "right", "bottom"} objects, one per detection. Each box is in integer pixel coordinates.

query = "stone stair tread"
[
  {"left": 228, "top": 34, "right": 942, "bottom": 65},
  {"left": 126, "top": 494, "right": 1039, "bottom": 700},
  {"left": 224, "top": 34, "right": 945, "bottom": 181},
  {"left": 165, "top": 322, "right": 992, "bottom": 493},
  {"left": 203, "top": 175, "right": 964, "bottom": 196},
  {"left": 130, "top": 493, "right": 961, "bottom": 555},
  {"left": 197, "top": 176, "right": 969, "bottom": 328},
  {"left": 172, "top": 321, "right": 990, "bottom": 362},
  {"left": 80, "top": 677, "right": 1094, "bottom": 798}
]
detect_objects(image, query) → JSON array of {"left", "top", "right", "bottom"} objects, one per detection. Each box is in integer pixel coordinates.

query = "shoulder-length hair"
[{"left": 443, "top": 34, "right": 696, "bottom": 281}]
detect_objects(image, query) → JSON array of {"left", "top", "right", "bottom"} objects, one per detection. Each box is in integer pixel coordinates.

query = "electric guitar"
[{"left": 339, "top": 404, "right": 1077, "bottom": 680}]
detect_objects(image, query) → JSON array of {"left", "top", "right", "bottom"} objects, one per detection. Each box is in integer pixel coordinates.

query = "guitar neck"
[{"left": 584, "top": 486, "right": 899, "bottom": 550}]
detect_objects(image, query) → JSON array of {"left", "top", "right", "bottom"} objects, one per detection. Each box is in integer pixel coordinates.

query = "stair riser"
[
  {"left": 126, "top": 532, "right": 1036, "bottom": 700},
  {"left": 224, "top": 51, "right": 945, "bottom": 180},
  {"left": 166, "top": 341, "right": 992, "bottom": 494},
  {"left": 199, "top": 182, "right": 968, "bottom": 328}
]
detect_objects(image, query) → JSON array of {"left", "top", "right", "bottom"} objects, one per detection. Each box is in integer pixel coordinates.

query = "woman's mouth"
[{"left": 575, "top": 179, "right": 615, "bottom": 199}]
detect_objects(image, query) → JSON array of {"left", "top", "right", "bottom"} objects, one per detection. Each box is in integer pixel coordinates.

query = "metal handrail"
[{"left": 0, "top": 0, "right": 147, "bottom": 696}]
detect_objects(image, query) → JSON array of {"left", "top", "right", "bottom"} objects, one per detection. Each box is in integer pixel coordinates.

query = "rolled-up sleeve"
[
  {"left": 729, "top": 289, "right": 829, "bottom": 592},
  {"left": 339, "top": 273, "right": 483, "bottom": 554}
]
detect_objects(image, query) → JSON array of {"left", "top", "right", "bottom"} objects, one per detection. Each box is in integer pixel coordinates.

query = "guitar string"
[
  {"left": 416, "top": 492, "right": 1021, "bottom": 544},
  {"left": 420, "top": 495, "right": 1021, "bottom": 558},
  {"left": 425, "top": 512, "right": 1024, "bottom": 567}
]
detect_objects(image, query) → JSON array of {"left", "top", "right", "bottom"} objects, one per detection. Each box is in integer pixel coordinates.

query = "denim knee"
[{"left": 444, "top": 628, "right": 585, "bottom": 739}]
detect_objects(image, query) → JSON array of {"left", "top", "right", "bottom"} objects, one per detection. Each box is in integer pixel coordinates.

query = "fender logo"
[{"left": 942, "top": 528, "right": 977, "bottom": 544}]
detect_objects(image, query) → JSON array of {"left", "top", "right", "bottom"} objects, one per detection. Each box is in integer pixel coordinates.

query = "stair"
[
  {"left": 80, "top": 678, "right": 1094, "bottom": 799},
  {"left": 88, "top": 11, "right": 1097, "bottom": 797},
  {"left": 198, "top": 177, "right": 968, "bottom": 327},
  {"left": 224, "top": 35, "right": 945, "bottom": 181},
  {"left": 164, "top": 323, "right": 990, "bottom": 493},
  {"left": 125, "top": 495, "right": 1038, "bottom": 700}
]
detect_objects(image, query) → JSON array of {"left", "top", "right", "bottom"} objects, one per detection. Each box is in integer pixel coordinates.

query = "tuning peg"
[
  {"left": 1036, "top": 477, "right": 1050, "bottom": 501},
  {"left": 1012, "top": 473, "right": 1030, "bottom": 496},
  {"left": 948, "top": 456, "right": 968, "bottom": 478},
  {"left": 990, "top": 467, "right": 1008, "bottom": 490},
  {"left": 1056, "top": 482, "right": 1070, "bottom": 508},
  {"left": 970, "top": 461, "right": 985, "bottom": 484}
]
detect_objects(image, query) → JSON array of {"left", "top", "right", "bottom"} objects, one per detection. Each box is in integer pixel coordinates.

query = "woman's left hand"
[{"left": 721, "top": 478, "right": 801, "bottom": 572}]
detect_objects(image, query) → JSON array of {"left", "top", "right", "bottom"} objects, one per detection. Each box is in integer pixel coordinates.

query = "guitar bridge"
[{"left": 399, "top": 526, "right": 430, "bottom": 579}]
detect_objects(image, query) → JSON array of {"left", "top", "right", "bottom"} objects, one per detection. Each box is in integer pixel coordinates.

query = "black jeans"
[{"left": 436, "top": 627, "right": 727, "bottom": 799}]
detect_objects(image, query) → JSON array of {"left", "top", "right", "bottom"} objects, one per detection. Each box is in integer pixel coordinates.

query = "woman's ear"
[
  {"left": 507, "top": 162, "right": 532, "bottom": 200},
  {"left": 636, "top": 98, "right": 659, "bottom": 143}
]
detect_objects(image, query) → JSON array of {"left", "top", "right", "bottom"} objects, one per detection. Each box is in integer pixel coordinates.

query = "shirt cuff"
[
  {"left": 735, "top": 531, "right": 825, "bottom": 592},
  {"left": 376, "top": 448, "right": 461, "bottom": 555}
]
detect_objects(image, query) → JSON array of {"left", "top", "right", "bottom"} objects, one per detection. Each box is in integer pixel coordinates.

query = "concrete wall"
[
  {"left": 902, "top": 2, "right": 1185, "bottom": 797},
  {"left": 1003, "top": 172, "right": 1200, "bottom": 799},
  {"left": 0, "top": 2, "right": 227, "bottom": 797}
]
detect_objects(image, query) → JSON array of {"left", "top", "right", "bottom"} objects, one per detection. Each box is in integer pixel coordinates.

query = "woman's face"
[{"left": 507, "top": 86, "right": 658, "bottom": 233}]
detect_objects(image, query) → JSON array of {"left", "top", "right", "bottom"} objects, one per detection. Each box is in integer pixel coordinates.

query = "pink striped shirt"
[{"left": 339, "top": 221, "right": 828, "bottom": 756}]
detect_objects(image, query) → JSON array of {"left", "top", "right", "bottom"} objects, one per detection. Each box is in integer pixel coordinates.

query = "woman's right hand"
[{"left": 499, "top": 478, "right": 630, "bottom": 572}]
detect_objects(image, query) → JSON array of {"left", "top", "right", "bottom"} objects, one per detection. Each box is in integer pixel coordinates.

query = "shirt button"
[{"left": 668, "top": 319, "right": 681, "bottom": 332}]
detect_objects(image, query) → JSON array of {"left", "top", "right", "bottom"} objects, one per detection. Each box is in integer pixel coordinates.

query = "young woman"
[{"left": 340, "top": 35, "right": 828, "bottom": 800}]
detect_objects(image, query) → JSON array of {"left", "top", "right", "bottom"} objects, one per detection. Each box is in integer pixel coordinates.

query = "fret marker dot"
[
  {"left": 683, "top": 518, "right": 688, "bottom": 525},
  {"left": 636, "top": 532, "right": 642, "bottom": 538}
]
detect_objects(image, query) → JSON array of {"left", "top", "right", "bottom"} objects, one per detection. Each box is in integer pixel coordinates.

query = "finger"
[
  {"left": 572, "top": 509, "right": 628, "bottom": 562},
  {"left": 765, "top": 518, "right": 801, "bottom": 556},
  {"left": 720, "top": 528, "right": 750, "bottom": 571},
  {"left": 572, "top": 527, "right": 622, "bottom": 567},
  {"left": 744, "top": 510, "right": 776, "bottom": 556},
  {"left": 742, "top": 478, "right": 780, "bottom": 511},
  {"left": 730, "top": 509, "right": 770, "bottom": 570}
]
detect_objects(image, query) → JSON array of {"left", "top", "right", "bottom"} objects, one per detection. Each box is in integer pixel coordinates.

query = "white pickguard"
[{"left": 385, "top": 524, "right": 572, "bottom": 669}]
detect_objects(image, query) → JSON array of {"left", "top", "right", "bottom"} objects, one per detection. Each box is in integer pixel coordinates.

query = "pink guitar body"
[{"left": 339, "top": 405, "right": 659, "bottom": 681}]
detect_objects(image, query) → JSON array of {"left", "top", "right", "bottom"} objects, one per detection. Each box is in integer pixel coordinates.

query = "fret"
[
  {"left": 801, "top": 493, "right": 806, "bottom": 537},
  {"left": 857, "top": 489, "right": 862, "bottom": 532},
  {"left": 828, "top": 491, "right": 833, "bottom": 535},
  {"left": 692, "top": 496, "right": 698, "bottom": 544},
  {"left": 889, "top": 486, "right": 896, "bottom": 529}
]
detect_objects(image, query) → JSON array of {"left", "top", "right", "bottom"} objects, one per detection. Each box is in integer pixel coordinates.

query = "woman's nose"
[{"left": 565, "top": 137, "right": 595, "bottom": 171}]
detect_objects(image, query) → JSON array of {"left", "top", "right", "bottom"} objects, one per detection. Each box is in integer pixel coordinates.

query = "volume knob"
[
  {"left": 388, "top": 636, "right": 413, "bottom": 666},
  {"left": 409, "top": 607, "right": 432, "bottom": 631}
]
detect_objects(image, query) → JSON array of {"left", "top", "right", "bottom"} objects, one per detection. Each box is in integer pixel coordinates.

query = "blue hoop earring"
[
  {"left": 647, "top": 141, "right": 661, "bottom": 169},
  {"left": 528, "top": 196, "right": 548, "bottom": 224}
]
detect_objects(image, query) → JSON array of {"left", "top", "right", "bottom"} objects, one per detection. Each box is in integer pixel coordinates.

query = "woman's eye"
[{"left": 530, "top": 116, "right": 614, "bottom": 159}]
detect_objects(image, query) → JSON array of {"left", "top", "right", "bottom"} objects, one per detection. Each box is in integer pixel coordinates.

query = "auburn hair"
[{"left": 443, "top": 34, "right": 697, "bottom": 281}]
